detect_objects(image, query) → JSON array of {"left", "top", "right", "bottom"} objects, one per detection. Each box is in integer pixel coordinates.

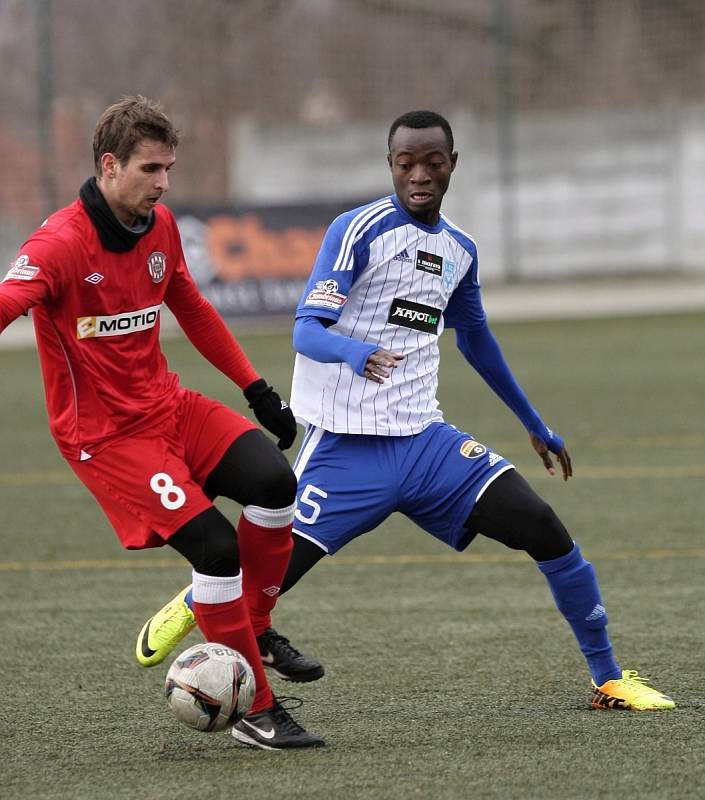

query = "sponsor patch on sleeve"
[
  {"left": 304, "top": 279, "right": 347, "bottom": 310},
  {"left": 3, "top": 254, "right": 40, "bottom": 282}
]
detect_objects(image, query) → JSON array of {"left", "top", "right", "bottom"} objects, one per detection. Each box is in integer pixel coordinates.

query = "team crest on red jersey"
[{"left": 147, "top": 251, "right": 166, "bottom": 283}]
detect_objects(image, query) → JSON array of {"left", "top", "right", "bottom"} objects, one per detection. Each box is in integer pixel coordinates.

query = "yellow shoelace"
[{"left": 618, "top": 670, "right": 658, "bottom": 695}]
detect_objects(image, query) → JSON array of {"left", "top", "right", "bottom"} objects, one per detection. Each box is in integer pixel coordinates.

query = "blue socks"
[
  {"left": 182, "top": 546, "right": 621, "bottom": 684},
  {"left": 538, "top": 542, "right": 621, "bottom": 686}
]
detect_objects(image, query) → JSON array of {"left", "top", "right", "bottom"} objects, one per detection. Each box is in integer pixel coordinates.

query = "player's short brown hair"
[{"left": 92, "top": 95, "right": 179, "bottom": 173}]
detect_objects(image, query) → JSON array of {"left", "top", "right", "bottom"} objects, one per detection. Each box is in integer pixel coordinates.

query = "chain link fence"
[{"left": 2, "top": 0, "right": 704, "bottom": 282}]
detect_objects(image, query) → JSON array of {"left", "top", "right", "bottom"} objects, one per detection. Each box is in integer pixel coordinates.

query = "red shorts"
[{"left": 69, "top": 388, "right": 257, "bottom": 549}]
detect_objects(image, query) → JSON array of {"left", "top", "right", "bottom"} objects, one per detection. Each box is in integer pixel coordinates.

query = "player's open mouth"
[{"left": 409, "top": 192, "right": 432, "bottom": 202}]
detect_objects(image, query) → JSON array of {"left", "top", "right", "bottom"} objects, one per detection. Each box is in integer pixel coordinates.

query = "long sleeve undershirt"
[
  {"left": 167, "top": 292, "right": 260, "bottom": 390},
  {"left": 293, "top": 314, "right": 378, "bottom": 377},
  {"left": 454, "top": 321, "right": 550, "bottom": 438},
  {"left": 293, "top": 311, "right": 557, "bottom": 445}
]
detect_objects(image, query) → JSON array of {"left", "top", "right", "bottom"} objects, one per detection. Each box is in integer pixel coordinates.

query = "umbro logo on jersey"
[
  {"left": 388, "top": 298, "right": 441, "bottom": 334},
  {"left": 392, "top": 248, "right": 413, "bottom": 263},
  {"left": 76, "top": 304, "right": 161, "bottom": 339},
  {"left": 415, "top": 250, "right": 443, "bottom": 276},
  {"left": 84, "top": 272, "right": 104, "bottom": 284}
]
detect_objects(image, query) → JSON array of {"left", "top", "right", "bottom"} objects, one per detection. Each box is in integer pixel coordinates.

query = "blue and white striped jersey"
[{"left": 291, "top": 194, "right": 487, "bottom": 435}]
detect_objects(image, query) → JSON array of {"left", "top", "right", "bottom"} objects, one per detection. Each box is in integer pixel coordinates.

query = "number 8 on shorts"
[{"left": 150, "top": 472, "right": 186, "bottom": 510}]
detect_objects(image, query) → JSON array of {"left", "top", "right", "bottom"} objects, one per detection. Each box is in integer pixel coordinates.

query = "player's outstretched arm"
[
  {"left": 167, "top": 287, "right": 297, "bottom": 449},
  {"left": 0, "top": 286, "right": 36, "bottom": 335},
  {"left": 454, "top": 323, "right": 572, "bottom": 480}
]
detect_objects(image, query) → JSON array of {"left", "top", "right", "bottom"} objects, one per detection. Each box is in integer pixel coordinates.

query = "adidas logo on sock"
[
  {"left": 585, "top": 604, "right": 606, "bottom": 621},
  {"left": 392, "top": 248, "right": 412, "bottom": 263}
]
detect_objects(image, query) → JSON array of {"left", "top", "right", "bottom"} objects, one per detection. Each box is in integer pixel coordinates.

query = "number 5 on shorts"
[
  {"left": 150, "top": 472, "right": 186, "bottom": 510},
  {"left": 295, "top": 483, "right": 327, "bottom": 524}
]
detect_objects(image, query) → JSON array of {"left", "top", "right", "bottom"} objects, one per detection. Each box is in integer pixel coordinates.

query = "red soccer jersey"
[{"left": 0, "top": 199, "right": 258, "bottom": 460}]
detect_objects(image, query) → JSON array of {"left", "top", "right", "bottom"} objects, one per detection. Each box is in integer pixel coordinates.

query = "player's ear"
[
  {"left": 387, "top": 152, "right": 392, "bottom": 170},
  {"left": 450, "top": 151, "right": 458, "bottom": 172},
  {"left": 100, "top": 152, "right": 118, "bottom": 179}
]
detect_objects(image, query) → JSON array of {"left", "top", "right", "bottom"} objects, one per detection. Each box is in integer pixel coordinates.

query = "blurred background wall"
[{"left": 1, "top": 0, "right": 704, "bottom": 298}]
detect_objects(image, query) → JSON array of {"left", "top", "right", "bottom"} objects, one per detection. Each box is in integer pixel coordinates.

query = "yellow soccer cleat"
[
  {"left": 591, "top": 669, "right": 676, "bottom": 711},
  {"left": 136, "top": 586, "right": 196, "bottom": 667}
]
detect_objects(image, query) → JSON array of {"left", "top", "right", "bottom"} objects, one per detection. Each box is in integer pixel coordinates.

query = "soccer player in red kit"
[{"left": 0, "top": 96, "right": 323, "bottom": 749}]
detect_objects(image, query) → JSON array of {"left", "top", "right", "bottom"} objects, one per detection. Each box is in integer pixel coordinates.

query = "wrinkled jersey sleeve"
[{"left": 0, "top": 239, "right": 67, "bottom": 332}]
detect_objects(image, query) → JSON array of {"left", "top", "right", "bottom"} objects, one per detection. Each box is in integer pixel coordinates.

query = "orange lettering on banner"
[{"left": 206, "top": 214, "right": 326, "bottom": 281}]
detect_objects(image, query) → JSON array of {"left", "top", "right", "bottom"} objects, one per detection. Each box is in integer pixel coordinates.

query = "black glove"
[{"left": 243, "top": 378, "right": 298, "bottom": 450}]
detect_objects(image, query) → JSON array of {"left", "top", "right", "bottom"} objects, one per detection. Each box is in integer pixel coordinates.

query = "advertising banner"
[{"left": 175, "top": 200, "right": 361, "bottom": 316}]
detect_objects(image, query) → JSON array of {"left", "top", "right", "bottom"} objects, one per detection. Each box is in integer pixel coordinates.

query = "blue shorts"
[{"left": 292, "top": 422, "right": 514, "bottom": 554}]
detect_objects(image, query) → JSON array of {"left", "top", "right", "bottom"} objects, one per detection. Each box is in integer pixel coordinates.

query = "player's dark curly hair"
[
  {"left": 388, "top": 110, "right": 454, "bottom": 153},
  {"left": 92, "top": 95, "right": 179, "bottom": 173}
]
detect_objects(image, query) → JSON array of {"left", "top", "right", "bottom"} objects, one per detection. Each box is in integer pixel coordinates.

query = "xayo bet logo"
[
  {"left": 77, "top": 304, "right": 161, "bottom": 339},
  {"left": 147, "top": 251, "right": 166, "bottom": 283},
  {"left": 460, "top": 439, "right": 487, "bottom": 459},
  {"left": 387, "top": 298, "right": 441, "bottom": 334}
]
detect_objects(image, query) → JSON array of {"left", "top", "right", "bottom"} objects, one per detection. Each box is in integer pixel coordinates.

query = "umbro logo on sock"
[
  {"left": 585, "top": 604, "right": 606, "bottom": 621},
  {"left": 392, "top": 248, "right": 413, "bottom": 263}
]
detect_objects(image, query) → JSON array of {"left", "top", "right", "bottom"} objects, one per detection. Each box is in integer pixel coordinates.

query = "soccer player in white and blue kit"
[
  {"left": 138, "top": 110, "right": 674, "bottom": 717},
  {"left": 284, "top": 110, "right": 674, "bottom": 712}
]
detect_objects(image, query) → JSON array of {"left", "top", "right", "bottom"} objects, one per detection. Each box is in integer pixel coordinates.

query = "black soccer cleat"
[
  {"left": 257, "top": 627, "right": 325, "bottom": 683},
  {"left": 231, "top": 699, "right": 325, "bottom": 750}
]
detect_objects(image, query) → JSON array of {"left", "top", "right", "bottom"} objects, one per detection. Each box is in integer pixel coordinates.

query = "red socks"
[
  {"left": 189, "top": 504, "right": 295, "bottom": 714},
  {"left": 191, "top": 573, "right": 273, "bottom": 713},
  {"left": 236, "top": 504, "right": 294, "bottom": 636}
]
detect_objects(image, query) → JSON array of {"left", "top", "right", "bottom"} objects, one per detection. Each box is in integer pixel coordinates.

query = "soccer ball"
[{"left": 165, "top": 642, "right": 255, "bottom": 732}]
